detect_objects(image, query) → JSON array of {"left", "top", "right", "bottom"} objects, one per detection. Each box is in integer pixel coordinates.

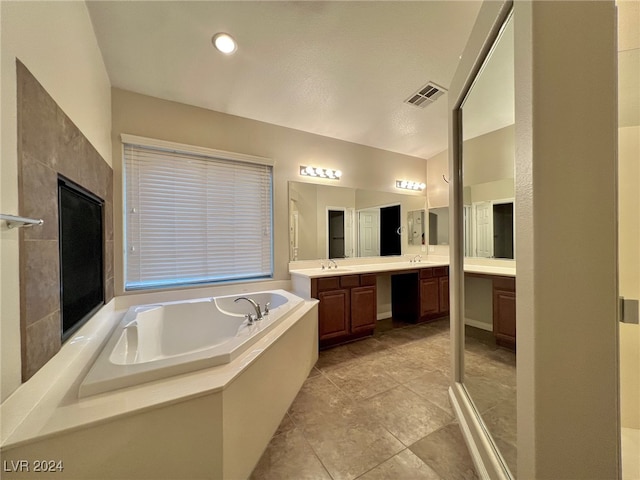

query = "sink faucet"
[
  {"left": 234, "top": 296, "right": 263, "bottom": 323},
  {"left": 410, "top": 254, "right": 422, "bottom": 263},
  {"left": 328, "top": 259, "right": 338, "bottom": 269}
]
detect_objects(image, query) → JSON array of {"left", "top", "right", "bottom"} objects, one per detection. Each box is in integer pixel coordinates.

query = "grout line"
[{"left": 297, "top": 427, "right": 337, "bottom": 480}]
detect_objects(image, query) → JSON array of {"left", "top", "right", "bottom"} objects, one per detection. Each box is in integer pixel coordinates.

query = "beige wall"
[
  {"left": 515, "top": 1, "right": 618, "bottom": 478},
  {"left": 111, "top": 88, "right": 428, "bottom": 293},
  {"left": 426, "top": 148, "right": 449, "bottom": 208},
  {"left": 619, "top": 125, "right": 640, "bottom": 429},
  {"left": 289, "top": 182, "right": 318, "bottom": 261},
  {"left": 427, "top": 125, "right": 514, "bottom": 209},
  {"left": 0, "top": 2, "right": 111, "bottom": 401},
  {"left": 467, "top": 178, "right": 514, "bottom": 204},
  {"left": 617, "top": 0, "right": 640, "bottom": 431}
]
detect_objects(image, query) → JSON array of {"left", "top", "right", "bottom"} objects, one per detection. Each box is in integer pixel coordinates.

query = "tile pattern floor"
[
  {"left": 463, "top": 326, "right": 517, "bottom": 476},
  {"left": 250, "top": 319, "right": 514, "bottom": 480}
]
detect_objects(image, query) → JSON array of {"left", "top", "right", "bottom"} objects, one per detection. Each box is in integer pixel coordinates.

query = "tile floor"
[
  {"left": 463, "top": 326, "right": 517, "bottom": 476},
  {"left": 250, "top": 318, "right": 515, "bottom": 480}
]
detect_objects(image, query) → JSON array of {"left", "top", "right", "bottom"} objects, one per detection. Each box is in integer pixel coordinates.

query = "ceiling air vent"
[{"left": 405, "top": 82, "right": 447, "bottom": 108}]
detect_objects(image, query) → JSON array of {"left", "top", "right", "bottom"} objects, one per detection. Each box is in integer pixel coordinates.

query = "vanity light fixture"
[
  {"left": 396, "top": 180, "right": 426, "bottom": 191},
  {"left": 300, "top": 165, "right": 342, "bottom": 180},
  {"left": 212, "top": 33, "right": 237, "bottom": 55}
]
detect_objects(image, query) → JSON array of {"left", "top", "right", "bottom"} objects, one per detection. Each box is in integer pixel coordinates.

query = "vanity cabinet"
[
  {"left": 392, "top": 266, "right": 450, "bottom": 323},
  {"left": 311, "top": 274, "right": 377, "bottom": 348},
  {"left": 493, "top": 276, "right": 516, "bottom": 350}
]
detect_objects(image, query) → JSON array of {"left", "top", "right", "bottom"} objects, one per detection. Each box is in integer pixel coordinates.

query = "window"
[{"left": 122, "top": 135, "right": 273, "bottom": 290}]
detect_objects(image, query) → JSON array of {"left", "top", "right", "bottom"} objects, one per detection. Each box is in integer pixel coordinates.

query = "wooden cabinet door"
[
  {"left": 439, "top": 276, "right": 450, "bottom": 313},
  {"left": 351, "top": 286, "right": 376, "bottom": 333},
  {"left": 318, "top": 289, "right": 350, "bottom": 341},
  {"left": 420, "top": 278, "right": 439, "bottom": 317},
  {"left": 493, "top": 288, "right": 516, "bottom": 349}
]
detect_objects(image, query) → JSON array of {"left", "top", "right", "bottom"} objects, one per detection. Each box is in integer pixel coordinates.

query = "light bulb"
[
  {"left": 401, "top": 181, "right": 408, "bottom": 188},
  {"left": 420, "top": 183, "right": 426, "bottom": 190},
  {"left": 305, "top": 166, "right": 314, "bottom": 175},
  {"left": 212, "top": 33, "right": 237, "bottom": 55},
  {"left": 335, "top": 170, "right": 342, "bottom": 178}
]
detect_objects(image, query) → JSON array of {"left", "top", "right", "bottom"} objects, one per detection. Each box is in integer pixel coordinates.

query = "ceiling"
[{"left": 87, "top": 1, "right": 483, "bottom": 160}]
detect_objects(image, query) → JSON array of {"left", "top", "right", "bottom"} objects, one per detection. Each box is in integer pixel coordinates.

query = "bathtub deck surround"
[
  {"left": 80, "top": 290, "right": 305, "bottom": 397},
  {"left": 1, "top": 285, "right": 318, "bottom": 480}
]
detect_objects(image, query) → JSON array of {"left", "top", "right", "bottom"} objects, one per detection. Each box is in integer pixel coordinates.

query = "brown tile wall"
[{"left": 16, "top": 60, "right": 114, "bottom": 381}]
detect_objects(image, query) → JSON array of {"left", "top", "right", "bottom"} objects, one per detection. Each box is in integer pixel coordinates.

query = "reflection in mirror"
[
  {"left": 427, "top": 207, "right": 449, "bottom": 246},
  {"left": 461, "top": 12, "right": 517, "bottom": 477},
  {"left": 288, "top": 181, "right": 426, "bottom": 261},
  {"left": 408, "top": 210, "right": 425, "bottom": 246}
]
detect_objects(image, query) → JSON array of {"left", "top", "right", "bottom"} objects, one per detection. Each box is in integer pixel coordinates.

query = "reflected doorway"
[
  {"left": 493, "top": 202, "right": 514, "bottom": 259},
  {"left": 328, "top": 209, "right": 345, "bottom": 259},
  {"left": 380, "top": 204, "right": 401, "bottom": 256}
]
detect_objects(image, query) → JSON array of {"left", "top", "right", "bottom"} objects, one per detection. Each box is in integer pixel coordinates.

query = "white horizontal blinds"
[{"left": 124, "top": 142, "right": 273, "bottom": 290}]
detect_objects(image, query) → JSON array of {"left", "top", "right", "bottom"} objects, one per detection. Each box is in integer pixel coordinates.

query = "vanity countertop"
[
  {"left": 290, "top": 261, "right": 447, "bottom": 278},
  {"left": 289, "top": 259, "right": 515, "bottom": 278}
]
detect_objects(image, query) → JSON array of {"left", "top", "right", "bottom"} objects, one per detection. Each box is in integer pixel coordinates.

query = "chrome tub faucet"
[{"left": 234, "top": 296, "right": 263, "bottom": 324}]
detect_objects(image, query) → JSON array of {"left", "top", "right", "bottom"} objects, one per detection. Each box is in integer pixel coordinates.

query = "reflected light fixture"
[
  {"left": 396, "top": 180, "right": 426, "bottom": 191},
  {"left": 300, "top": 165, "right": 342, "bottom": 180},
  {"left": 212, "top": 33, "right": 237, "bottom": 55}
]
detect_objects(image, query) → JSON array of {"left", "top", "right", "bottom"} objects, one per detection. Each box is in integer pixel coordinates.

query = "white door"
[
  {"left": 344, "top": 208, "right": 355, "bottom": 257},
  {"left": 474, "top": 202, "right": 493, "bottom": 258},
  {"left": 289, "top": 200, "right": 299, "bottom": 260},
  {"left": 358, "top": 209, "right": 379, "bottom": 257}
]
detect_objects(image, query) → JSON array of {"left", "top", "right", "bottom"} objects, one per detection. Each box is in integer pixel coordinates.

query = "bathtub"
[{"left": 79, "top": 289, "right": 304, "bottom": 397}]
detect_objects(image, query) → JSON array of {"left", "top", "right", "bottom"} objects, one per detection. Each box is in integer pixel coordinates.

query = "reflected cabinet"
[{"left": 492, "top": 276, "right": 516, "bottom": 349}]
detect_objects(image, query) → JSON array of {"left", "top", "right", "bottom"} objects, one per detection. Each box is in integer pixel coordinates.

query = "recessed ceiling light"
[{"left": 212, "top": 33, "right": 237, "bottom": 55}]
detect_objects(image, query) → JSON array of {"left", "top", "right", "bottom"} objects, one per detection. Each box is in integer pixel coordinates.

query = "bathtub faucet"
[{"left": 234, "top": 296, "right": 263, "bottom": 324}]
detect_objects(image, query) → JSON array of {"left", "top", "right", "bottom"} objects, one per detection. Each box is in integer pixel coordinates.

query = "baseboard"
[
  {"left": 448, "top": 383, "right": 512, "bottom": 480},
  {"left": 377, "top": 310, "right": 392, "bottom": 321},
  {"left": 465, "top": 317, "right": 493, "bottom": 332}
]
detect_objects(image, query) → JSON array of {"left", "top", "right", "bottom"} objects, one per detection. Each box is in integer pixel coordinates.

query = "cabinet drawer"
[
  {"left": 340, "top": 275, "right": 361, "bottom": 288},
  {"left": 316, "top": 277, "right": 341, "bottom": 292},
  {"left": 494, "top": 276, "right": 515, "bottom": 292},
  {"left": 361, "top": 274, "right": 377, "bottom": 286},
  {"left": 419, "top": 268, "right": 434, "bottom": 279},
  {"left": 433, "top": 266, "right": 449, "bottom": 277}
]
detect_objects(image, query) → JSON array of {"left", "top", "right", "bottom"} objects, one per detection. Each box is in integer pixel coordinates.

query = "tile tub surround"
[
  {"left": 16, "top": 60, "right": 114, "bottom": 380},
  {"left": 251, "top": 318, "right": 516, "bottom": 480}
]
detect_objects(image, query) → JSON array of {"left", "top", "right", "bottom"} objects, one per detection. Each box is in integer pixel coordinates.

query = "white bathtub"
[{"left": 79, "top": 289, "right": 304, "bottom": 397}]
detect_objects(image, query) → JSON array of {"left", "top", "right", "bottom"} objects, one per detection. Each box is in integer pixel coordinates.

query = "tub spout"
[{"left": 234, "top": 296, "right": 263, "bottom": 321}]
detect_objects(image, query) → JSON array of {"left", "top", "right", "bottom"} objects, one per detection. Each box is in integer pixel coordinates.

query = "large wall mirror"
[
  {"left": 288, "top": 181, "right": 426, "bottom": 261},
  {"left": 460, "top": 9, "right": 517, "bottom": 478}
]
